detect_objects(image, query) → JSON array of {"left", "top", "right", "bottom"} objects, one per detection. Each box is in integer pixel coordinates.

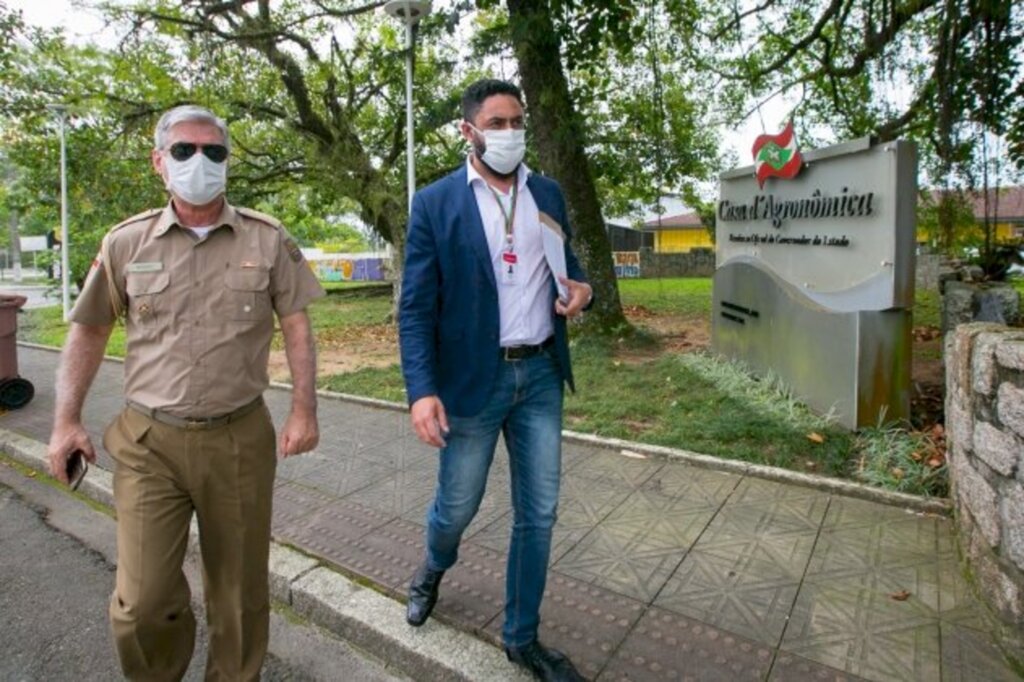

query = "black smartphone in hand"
[{"left": 66, "top": 450, "right": 88, "bottom": 491}]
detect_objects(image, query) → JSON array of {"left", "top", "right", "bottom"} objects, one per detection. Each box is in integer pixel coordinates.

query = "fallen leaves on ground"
[
  {"left": 806, "top": 432, "right": 826, "bottom": 444},
  {"left": 622, "top": 304, "right": 656, "bottom": 319},
  {"left": 315, "top": 324, "right": 397, "bottom": 351},
  {"left": 889, "top": 590, "right": 912, "bottom": 601}
]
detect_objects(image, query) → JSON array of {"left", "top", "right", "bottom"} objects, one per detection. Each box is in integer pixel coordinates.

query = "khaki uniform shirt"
[{"left": 71, "top": 201, "right": 325, "bottom": 418}]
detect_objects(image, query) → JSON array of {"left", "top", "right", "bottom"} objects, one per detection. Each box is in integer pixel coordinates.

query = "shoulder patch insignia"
[{"left": 284, "top": 238, "right": 303, "bottom": 262}]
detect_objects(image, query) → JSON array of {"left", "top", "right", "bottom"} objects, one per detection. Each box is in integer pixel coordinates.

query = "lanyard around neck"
[{"left": 487, "top": 182, "right": 518, "bottom": 252}]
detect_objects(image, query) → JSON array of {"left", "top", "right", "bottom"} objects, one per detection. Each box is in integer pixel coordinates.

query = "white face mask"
[
  {"left": 163, "top": 152, "right": 227, "bottom": 206},
  {"left": 469, "top": 125, "right": 526, "bottom": 176}
]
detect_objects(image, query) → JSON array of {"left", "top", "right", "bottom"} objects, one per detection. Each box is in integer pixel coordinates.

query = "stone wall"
[
  {"left": 946, "top": 323, "right": 1024, "bottom": 657},
  {"left": 638, "top": 247, "right": 716, "bottom": 278},
  {"left": 941, "top": 282, "right": 1022, "bottom": 334},
  {"left": 916, "top": 253, "right": 946, "bottom": 291}
]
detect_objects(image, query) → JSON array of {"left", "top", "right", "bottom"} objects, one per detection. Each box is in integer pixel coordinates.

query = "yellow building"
[
  {"left": 642, "top": 212, "right": 713, "bottom": 253},
  {"left": 922, "top": 186, "right": 1024, "bottom": 247}
]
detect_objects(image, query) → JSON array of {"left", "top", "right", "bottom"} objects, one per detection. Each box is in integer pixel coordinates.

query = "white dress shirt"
[{"left": 466, "top": 158, "right": 555, "bottom": 347}]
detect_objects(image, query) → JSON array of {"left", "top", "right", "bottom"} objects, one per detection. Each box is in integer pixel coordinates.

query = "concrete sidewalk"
[{"left": 2, "top": 344, "right": 1019, "bottom": 681}]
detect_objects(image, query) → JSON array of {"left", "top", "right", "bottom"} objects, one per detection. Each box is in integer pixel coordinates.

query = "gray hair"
[{"left": 153, "top": 105, "right": 230, "bottom": 150}]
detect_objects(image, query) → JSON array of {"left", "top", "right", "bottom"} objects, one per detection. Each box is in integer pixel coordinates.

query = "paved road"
[
  {"left": 0, "top": 459, "right": 408, "bottom": 682},
  {"left": 0, "top": 284, "right": 59, "bottom": 310}
]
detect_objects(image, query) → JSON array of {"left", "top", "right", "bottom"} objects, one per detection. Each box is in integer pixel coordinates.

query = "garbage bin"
[{"left": 0, "top": 293, "right": 34, "bottom": 409}]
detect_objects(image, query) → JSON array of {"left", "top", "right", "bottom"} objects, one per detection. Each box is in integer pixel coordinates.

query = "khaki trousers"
[{"left": 103, "top": 403, "right": 277, "bottom": 682}]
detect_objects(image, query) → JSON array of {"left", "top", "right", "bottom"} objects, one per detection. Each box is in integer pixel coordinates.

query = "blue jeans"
[{"left": 424, "top": 350, "right": 564, "bottom": 648}]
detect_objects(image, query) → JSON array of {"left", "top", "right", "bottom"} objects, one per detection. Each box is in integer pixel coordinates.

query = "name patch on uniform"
[{"left": 125, "top": 261, "right": 164, "bottom": 273}]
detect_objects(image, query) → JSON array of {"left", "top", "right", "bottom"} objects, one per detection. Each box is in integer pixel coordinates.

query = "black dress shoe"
[
  {"left": 406, "top": 562, "right": 445, "bottom": 626},
  {"left": 505, "top": 640, "right": 587, "bottom": 682}
]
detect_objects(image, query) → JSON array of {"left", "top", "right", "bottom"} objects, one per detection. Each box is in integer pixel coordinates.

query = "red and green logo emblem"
[{"left": 752, "top": 121, "right": 803, "bottom": 189}]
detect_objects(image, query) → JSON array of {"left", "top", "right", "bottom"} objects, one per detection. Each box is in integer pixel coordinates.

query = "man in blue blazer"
[{"left": 399, "top": 79, "right": 591, "bottom": 682}]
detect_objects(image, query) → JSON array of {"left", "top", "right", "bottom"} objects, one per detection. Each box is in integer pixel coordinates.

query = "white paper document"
[{"left": 538, "top": 211, "right": 569, "bottom": 301}]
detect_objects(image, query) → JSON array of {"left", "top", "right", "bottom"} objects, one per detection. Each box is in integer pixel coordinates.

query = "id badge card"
[{"left": 501, "top": 251, "right": 518, "bottom": 285}]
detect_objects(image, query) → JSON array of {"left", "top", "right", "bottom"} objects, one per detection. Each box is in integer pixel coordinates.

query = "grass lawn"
[
  {"left": 20, "top": 306, "right": 128, "bottom": 357},
  {"left": 318, "top": 278, "right": 948, "bottom": 495},
  {"left": 618, "top": 278, "right": 712, "bottom": 316},
  {"left": 20, "top": 277, "right": 960, "bottom": 496},
  {"left": 564, "top": 339, "right": 857, "bottom": 474}
]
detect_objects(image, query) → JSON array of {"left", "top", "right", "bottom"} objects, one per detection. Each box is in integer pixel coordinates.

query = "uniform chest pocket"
[
  {"left": 125, "top": 272, "right": 169, "bottom": 327},
  {"left": 224, "top": 267, "right": 271, "bottom": 322}
]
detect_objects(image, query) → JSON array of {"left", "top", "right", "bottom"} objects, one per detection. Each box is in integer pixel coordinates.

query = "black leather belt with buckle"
[
  {"left": 501, "top": 336, "right": 554, "bottom": 361},
  {"left": 127, "top": 396, "right": 264, "bottom": 431}
]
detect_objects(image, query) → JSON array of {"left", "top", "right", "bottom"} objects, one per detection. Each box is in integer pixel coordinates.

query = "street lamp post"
[
  {"left": 384, "top": 1, "right": 432, "bottom": 212},
  {"left": 46, "top": 104, "right": 70, "bottom": 321}
]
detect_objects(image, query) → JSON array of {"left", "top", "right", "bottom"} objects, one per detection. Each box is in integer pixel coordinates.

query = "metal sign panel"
[
  {"left": 717, "top": 137, "right": 917, "bottom": 312},
  {"left": 713, "top": 137, "right": 917, "bottom": 429}
]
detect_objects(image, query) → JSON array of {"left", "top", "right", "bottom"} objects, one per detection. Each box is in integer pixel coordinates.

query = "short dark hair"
[{"left": 461, "top": 79, "right": 523, "bottom": 123}]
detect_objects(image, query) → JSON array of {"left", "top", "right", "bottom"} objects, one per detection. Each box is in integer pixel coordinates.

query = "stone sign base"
[{"left": 712, "top": 259, "right": 911, "bottom": 430}]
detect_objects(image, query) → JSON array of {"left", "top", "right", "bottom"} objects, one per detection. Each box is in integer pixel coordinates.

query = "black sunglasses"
[{"left": 167, "top": 142, "right": 229, "bottom": 163}]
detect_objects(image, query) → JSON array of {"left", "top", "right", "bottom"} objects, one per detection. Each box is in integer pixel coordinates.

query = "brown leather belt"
[
  {"left": 126, "top": 396, "right": 264, "bottom": 431},
  {"left": 501, "top": 336, "right": 554, "bottom": 361}
]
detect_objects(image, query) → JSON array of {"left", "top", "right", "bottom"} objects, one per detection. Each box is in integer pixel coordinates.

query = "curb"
[
  {"left": 0, "top": 427, "right": 530, "bottom": 682},
  {"left": 560, "top": 432, "right": 953, "bottom": 515},
  {"left": 21, "top": 341, "right": 951, "bottom": 515}
]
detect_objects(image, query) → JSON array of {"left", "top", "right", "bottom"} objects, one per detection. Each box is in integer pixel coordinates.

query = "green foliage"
[
  {"left": 252, "top": 188, "right": 369, "bottom": 249},
  {"left": 663, "top": 1, "right": 1024, "bottom": 190},
  {"left": 0, "top": 25, "right": 181, "bottom": 283},
  {"left": 917, "top": 189, "right": 978, "bottom": 254},
  {"left": 853, "top": 424, "right": 948, "bottom": 497},
  {"left": 914, "top": 289, "right": 941, "bottom": 329},
  {"left": 0, "top": 0, "right": 481, "bottom": 275},
  {"left": 472, "top": 2, "right": 723, "bottom": 219}
]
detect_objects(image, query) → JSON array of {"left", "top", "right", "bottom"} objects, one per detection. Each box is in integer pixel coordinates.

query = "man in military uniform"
[{"left": 47, "top": 105, "right": 324, "bottom": 681}]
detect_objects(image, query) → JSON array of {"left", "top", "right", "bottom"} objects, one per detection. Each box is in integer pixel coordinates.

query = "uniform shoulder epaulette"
[
  {"left": 107, "top": 208, "right": 163, "bottom": 236},
  {"left": 236, "top": 207, "right": 284, "bottom": 230}
]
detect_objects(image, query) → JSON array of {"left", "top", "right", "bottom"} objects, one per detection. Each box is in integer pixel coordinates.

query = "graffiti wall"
[{"left": 306, "top": 253, "right": 387, "bottom": 282}]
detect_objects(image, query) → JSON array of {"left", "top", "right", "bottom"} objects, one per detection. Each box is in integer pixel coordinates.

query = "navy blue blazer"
[{"left": 399, "top": 165, "right": 589, "bottom": 418}]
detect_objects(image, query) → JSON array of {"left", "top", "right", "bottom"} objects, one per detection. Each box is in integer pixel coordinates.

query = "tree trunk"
[
  {"left": 506, "top": 0, "right": 628, "bottom": 333},
  {"left": 387, "top": 228, "right": 404, "bottom": 323},
  {"left": 355, "top": 186, "right": 406, "bottom": 321}
]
